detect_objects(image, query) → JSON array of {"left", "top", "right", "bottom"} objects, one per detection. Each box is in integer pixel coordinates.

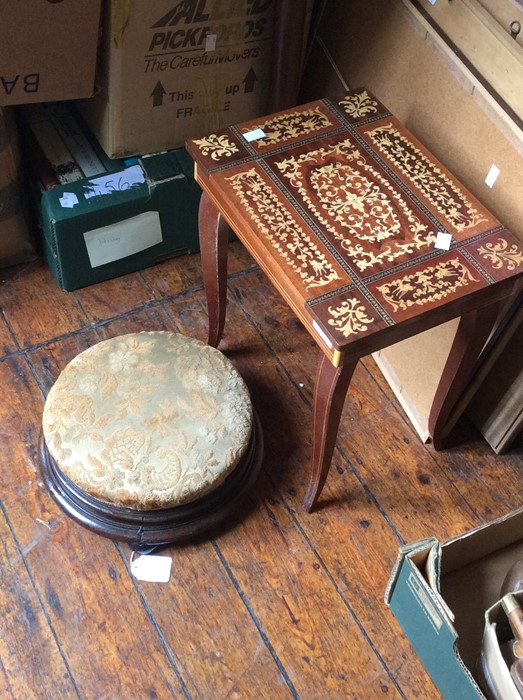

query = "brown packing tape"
[{"left": 111, "top": 0, "right": 133, "bottom": 48}]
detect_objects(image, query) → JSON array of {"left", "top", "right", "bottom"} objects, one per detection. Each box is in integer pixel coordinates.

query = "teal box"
[
  {"left": 385, "top": 508, "right": 523, "bottom": 699},
  {"left": 38, "top": 148, "right": 201, "bottom": 291}
]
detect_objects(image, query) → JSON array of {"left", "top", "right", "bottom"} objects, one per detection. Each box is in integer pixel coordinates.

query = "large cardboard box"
[
  {"left": 0, "top": 108, "right": 35, "bottom": 268},
  {"left": 78, "top": 0, "right": 276, "bottom": 158},
  {"left": 386, "top": 509, "right": 523, "bottom": 699},
  {"left": 0, "top": 1, "right": 102, "bottom": 106}
]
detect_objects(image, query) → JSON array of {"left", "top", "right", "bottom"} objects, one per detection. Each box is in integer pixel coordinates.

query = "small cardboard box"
[
  {"left": 35, "top": 148, "right": 202, "bottom": 291},
  {"left": 77, "top": 0, "right": 276, "bottom": 158},
  {"left": 0, "top": 107, "right": 35, "bottom": 268},
  {"left": 20, "top": 101, "right": 202, "bottom": 291},
  {"left": 385, "top": 509, "right": 523, "bottom": 699},
  {"left": 0, "top": 1, "right": 102, "bottom": 106}
]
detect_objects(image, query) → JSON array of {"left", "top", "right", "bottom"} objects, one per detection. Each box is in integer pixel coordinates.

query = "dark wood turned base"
[{"left": 39, "top": 412, "right": 263, "bottom": 549}]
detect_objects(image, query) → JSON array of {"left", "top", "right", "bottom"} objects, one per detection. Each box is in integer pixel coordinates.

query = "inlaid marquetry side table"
[{"left": 186, "top": 89, "right": 523, "bottom": 512}]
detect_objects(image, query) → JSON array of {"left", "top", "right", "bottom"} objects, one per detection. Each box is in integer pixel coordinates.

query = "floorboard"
[{"left": 0, "top": 241, "right": 521, "bottom": 699}]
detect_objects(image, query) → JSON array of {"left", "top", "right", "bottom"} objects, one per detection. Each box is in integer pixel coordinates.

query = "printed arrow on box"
[
  {"left": 243, "top": 68, "right": 258, "bottom": 93},
  {"left": 151, "top": 81, "right": 166, "bottom": 107}
]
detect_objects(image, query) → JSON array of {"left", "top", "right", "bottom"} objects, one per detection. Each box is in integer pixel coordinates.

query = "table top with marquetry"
[{"left": 187, "top": 89, "right": 523, "bottom": 362}]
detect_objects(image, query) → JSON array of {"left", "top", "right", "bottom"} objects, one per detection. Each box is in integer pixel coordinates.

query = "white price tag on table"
[{"left": 434, "top": 232, "right": 453, "bottom": 251}]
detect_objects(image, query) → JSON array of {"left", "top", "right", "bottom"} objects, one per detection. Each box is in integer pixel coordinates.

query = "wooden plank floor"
[{"left": 0, "top": 243, "right": 521, "bottom": 699}]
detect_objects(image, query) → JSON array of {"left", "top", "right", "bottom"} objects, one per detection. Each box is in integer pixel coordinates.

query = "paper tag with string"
[{"left": 130, "top": 552, "right": 172, "bottom": 583}]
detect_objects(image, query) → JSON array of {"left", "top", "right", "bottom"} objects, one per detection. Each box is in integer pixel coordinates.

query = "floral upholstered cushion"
[{"left": 42, "top": 332, "right": 253, "bottom": 509}]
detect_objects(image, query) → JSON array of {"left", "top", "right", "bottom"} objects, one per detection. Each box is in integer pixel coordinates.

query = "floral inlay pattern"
[
  {"left": 276, "top": 139, "right": 434, "bottom": 272},
  {"left": 327, "top": 298, "right": 375, "bottom": 337},
  {"left": 309, "top": 162, "right": 400, "bottom": 242},
  {"left": 478, "top": 239, "right": 523, "bottom": 271},
  {"left": 377, "top": 259, "right": 479, "bottom": 312},
  {"left": 365, "top": 124, "right": 487, "bottom": 232},
  {"left": 245, "top": 106, "right": 333, "bottom": 146},
  {"left": 226, "top": 168, "right": 341, "bottom": 289},
  {"left": 192, "top": 133, "right": 239, "bottom": 160},
  {"left": 185, "top": 89, "right": 523, "bottom": 360},
  {"left": 339, "top": 90, "right": 378, "bottom": 119}
]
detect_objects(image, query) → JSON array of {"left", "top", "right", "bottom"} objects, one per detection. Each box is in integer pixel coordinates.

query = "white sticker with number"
[{"left": 83, "top": 164, "right": 145, "bottom": 199}]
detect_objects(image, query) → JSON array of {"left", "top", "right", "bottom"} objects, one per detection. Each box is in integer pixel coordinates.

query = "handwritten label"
[
  {"left": 83, "top": 211, "right": 162, "bottom": 268},
  {"left": 83, "top": 164, "right": 145, "bottom": 200},
  {"left": 243, "top": 128, "right": 266, "bottom": 142}
]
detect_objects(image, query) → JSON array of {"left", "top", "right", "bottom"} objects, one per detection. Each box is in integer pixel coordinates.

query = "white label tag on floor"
[{"left": 130, "top": 553, "right": 172, "bottom": 583}]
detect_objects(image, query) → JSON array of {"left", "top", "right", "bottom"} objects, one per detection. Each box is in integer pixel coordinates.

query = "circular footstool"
[{"left": 40, "top": 332, "right": 263, "bottom": 549}]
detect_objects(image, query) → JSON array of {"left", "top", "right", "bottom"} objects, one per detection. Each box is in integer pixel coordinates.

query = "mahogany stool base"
[{"left": 39, "top": 412, "right": 263, "bottom": 550}]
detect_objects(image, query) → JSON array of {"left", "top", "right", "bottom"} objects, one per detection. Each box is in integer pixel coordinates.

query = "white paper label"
[
  {"left": 243, "top": 128, "right": 266, "bottom": 142},
  {"left": 130, "top": 554, "right": 172, "bottom": 583},
  {"left": 485, "top": 164, "right": 500, "bottom": 188},
  {"left": 205, "top": 33, "right": 217, "bottom": 51},
  {"left": 59, "top": 192, "right": 79, "bottom": 209},
  {"left": 83, "top": 211, "right": 163, "bottom": 268},
  {"left": 428, "top": 0, "right": 437, "bottom": 4},
  {"left": 434, "top": 231, "right": 452, "bottom": 251},
  {"left": 83, "top": 164, "right": 145, "bottom": 200},
  {"left": 312, "top": 319, "right": 333, "bottom": 349}
]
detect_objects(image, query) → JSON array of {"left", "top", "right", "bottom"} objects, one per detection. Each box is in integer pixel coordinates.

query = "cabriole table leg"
[
  {"left": 429, "top": 300, "right": 502, "bottom": 450},
  {"left": 302, "top": 353, "right": 358, "bottom": 512},
  {"left": 198, "top": 191, "right": 229, "bottom": 348}
]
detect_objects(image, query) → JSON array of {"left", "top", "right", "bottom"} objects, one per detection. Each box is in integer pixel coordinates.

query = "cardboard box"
[
  {"left": 77, "top": 0, "right": 276, "bottom": 158},
  {"left": 0, "top": 108, "right": 35, "bottom": 268},
  {"left": 21, "top": 102, "right": 202, "bottom": 291},
  {"left": 36, "top": 148, "right": 201, "bottom": 291},
  {"left": 0, "top": 1, "right": 102, "bottom": 106},
  {"left": 385, "top": 509, "right": 523, "bottom": 699}
]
